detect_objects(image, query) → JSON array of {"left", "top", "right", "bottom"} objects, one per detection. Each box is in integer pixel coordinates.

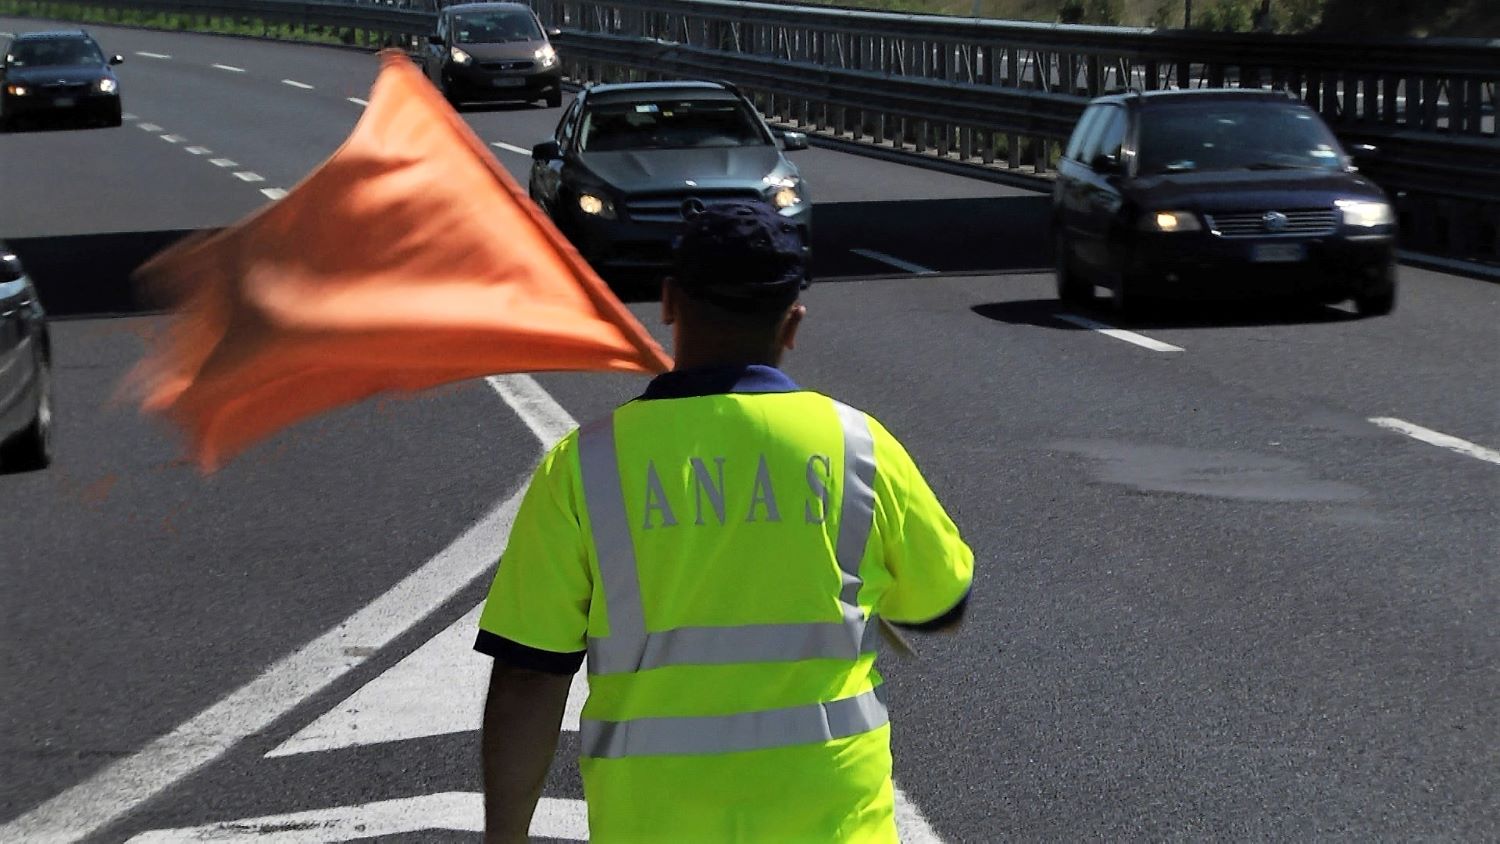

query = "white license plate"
[
  {"left": 53, "top": 97, "right": 76, "bottom": 107},
  {"left": 492, "top": 77, "right": 526, "bottom": 88},
  {"left": 1252, "top": 243, "right": 1306, "bottom": 263}
]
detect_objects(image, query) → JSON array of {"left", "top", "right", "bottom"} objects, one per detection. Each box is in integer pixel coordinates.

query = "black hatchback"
[{"left": 1052, "top": 89, "right": 1397, "bottom": 317}]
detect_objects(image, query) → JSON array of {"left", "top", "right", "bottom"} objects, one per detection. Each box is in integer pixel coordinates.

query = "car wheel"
[
  {"left": 1054, "top": 234, "right": 1093, "bottom": 306},
  {"left": 546, "top": 90, "right": 563, "bottom": 108},
  {"left": 0, "top": 357, "right": 54, "bottom": 472},
  {"left": 1354, "top": 283, "right": 1396, "bottom": 318}
]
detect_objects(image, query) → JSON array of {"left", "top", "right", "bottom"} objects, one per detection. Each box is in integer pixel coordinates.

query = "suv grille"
[
  {"left": 624, "top": 191, "right": 764, "bottom": 224},
  {"left": 1206, "top": 209, "right": 1339, "bottom": 238}
]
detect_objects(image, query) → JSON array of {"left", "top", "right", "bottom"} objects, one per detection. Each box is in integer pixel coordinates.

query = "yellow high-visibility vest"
[{"left": 479, "top": 367, "right": 972, "bottom": 842}]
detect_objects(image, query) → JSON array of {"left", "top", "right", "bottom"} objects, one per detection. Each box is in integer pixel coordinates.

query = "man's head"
[{"left": 662, "top": 202, "right": 809, "bottom": 368}]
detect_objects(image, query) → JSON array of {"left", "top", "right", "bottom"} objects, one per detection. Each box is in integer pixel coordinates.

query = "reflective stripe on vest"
[
  {"left": 582, "top": 686, "right": 889, "bottom": 759},
  {"left": 576, "top": 399, "right": 879, "bottom": 677}
]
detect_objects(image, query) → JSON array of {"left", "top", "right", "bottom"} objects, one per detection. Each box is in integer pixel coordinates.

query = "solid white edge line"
[
  {"left": 1054, "top": 313, "right": 1185, "bottom": 353},
  {"left": 0, "top": 375, "right": 580, "bottom": 843},
  {"left": 491, "top": 141, "right": 531, "bottom": 156},
  {"left": 347, "top": 97, "right": 369, "bottom": 107},
  {"left": 850, "top": 248, "right": 936, "bottom": 275},
  {"left": 261, "top": 188, "right": 289, "bottom": 201},
  {"left": 233, "top": 171, "right": 265, "bottom": 183},
  {"left": 282, "top": 79, "right": 314, "bottom": 90},
  {"left": 212, "top": 63, "right": 246, "bottom": 72},
  {"left": 1368, "top": 418, "right": 1500, "bottom": 466},
  {"left": 135, "top": 51, "right": 171, "bottom": 59}
]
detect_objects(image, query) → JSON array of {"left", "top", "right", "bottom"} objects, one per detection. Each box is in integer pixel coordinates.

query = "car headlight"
[
  {"left": 5, "top": 84, "right": 28, "bottom": 97},
  {"left": 1336, "top": 199, "right": 1394, "bottom": 228},
  {"left": 535, "top": 45, "right": 557, "bottom": 68},
  {"left": 449, "top": 46, "right": 473, "bottom": 66},
  {"left": 765, "top": 177, "right": 804, "bottom": 211},
  {"left": 1140, "top": 210, "right": 1202, "bottom": 233},
  {"left": 96, "top": 77, "right": 118, "bottom": 94},
  {"left": 578, "top": 192, "right": 616, "bottom": 219}
]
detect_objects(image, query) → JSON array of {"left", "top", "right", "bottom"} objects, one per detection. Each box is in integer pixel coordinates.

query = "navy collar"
[{"left": 639, "top": 364, "right": 799, "bottom": 400}]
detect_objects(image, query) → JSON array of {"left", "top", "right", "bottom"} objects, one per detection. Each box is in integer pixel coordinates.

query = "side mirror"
[
  {"left": 532, "top": 140, "right": 560, "bottom": 160},
  {"left": 1, "top": 252, "right": 24, "bottom": 283},
  {"left": 110, "top": 54, "right": 124, "bottom": 65},
  {"left": 1090, "top": 152, "right": 1121, "bottom": 174},
  {"left": 427, "top": 33, "right": 444, "bottom": 46},
  {"left": 547, "top": 27, "right": 562, "bottom": 37},
  {"left": 778, "top": 130, "right": 808, "bottom": 151}
]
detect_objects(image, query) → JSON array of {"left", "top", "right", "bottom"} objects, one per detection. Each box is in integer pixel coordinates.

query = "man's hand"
[{"left": 480, "top": 661, "right": 574, "bottom": 843}]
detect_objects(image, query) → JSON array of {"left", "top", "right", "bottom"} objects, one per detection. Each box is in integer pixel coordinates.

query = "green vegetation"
[{"left": 0, "top": 1, "right": 358, "bottom": 46}]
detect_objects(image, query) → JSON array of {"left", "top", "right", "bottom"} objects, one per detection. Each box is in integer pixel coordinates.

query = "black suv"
[
  {"left": 528, "top": 81, "right": 810, "bottom": 281},
  {"left": 1053, "top": 89, "right": 1397, "bottom": 317},
  {"left": 0, "top": 30, "right": 124, "bottom": 130}
]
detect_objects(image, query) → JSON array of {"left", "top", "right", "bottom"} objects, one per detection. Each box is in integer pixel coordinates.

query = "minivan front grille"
[
  {"left": 480, "top": 60, "right": 535, "bottom": 72},
  {"left": 1205, "top": 209, "right": 1339, "bottom": 238}
]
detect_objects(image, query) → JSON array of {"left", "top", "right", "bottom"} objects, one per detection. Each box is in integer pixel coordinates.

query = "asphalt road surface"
[{"left": 1, "top": 19, "right": 1497, "bottom": 843}]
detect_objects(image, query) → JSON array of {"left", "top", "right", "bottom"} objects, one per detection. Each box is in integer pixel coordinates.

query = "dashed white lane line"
[
  {"left": 159, "top": 134, "right": 184, "bottom": 144},
  {"left": 1054, "top": 313, "right": 1185, "bottom": 353},
  {"left": 347, "top": 97, "right": 368, "bottom": 107},
  {"left": 137, "top": 122, "right": 163, "bottom": 132},
  {"left": 491, "top": 141, "right": 531, "bottom": 156},
  {"left": 209, "top": 158, "right": 237, "bottom": 167},
  {"left": 121, "top": 112, "right": 137, "bottom": 120},
  {"left": 135, "top": 51, "right": 171, "bottom": 59},
  {"left": 260, "top": 188, "right": 289, "bottom": 201},
  {"left": 851, "top": 248, "right": 936, "bottom": 275},
  {"left": 1369, "top": 418, "right": 1500, "bottom": 466},
  {"left": 0, "top": 31, "right": 14, "bottom": 38},
  {"left": 234, "top": 171, "right": 265, "bottom": 183},
  {"left": 0, "top": 374, "right": 568, "bottom": 842},
  {"left": 282, "top": 79, "right": 314, "bottom": 90},
  {"left": 184, "top": 146, "right": 211, "bottom": 155},
  {"left": 212, "top": 63, "right": 246, "bottom": 72}
]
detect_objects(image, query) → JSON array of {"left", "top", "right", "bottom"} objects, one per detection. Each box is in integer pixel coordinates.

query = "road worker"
[{"left": 475, "top": 202, "right": 974, "bottom": 843}]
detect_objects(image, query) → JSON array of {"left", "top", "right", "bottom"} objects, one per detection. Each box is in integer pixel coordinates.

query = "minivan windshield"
[
  {"left": 1137, "top": 101, "right": 1346, "bottom": 175},
  {"left": 6, "top": 38, "right": 104, "bottom": 68},
  {"left": 579, "top": 99, "right": 768, "bottom": 152},
  {"left": 452, "top": 10, "right": 542, "bottom": 43}
]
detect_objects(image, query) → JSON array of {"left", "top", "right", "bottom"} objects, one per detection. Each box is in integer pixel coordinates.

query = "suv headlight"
[
  {"left": 5, "top": 84, "right": 28, "bottom": 97},
  {"left": 578, "top": 192, "right": 616, "bottom": 220},
  {"left": 765, "top": 177, "right": 804, "bottom": 211},
  {"left": 449, "top": 46, "right": 473, "bottom": 66},
  {"left": 1140, "top": 210, "right": 1202, "bottom": 232},
  {"left": 1336, "top": 199, "right": 1394, "bottom": 228},
  {"left": 535, "top": 45, "right": 557, "bottom": 68},
  {"left": 96, "top": 77, "right": 118, "bottom": 94}
]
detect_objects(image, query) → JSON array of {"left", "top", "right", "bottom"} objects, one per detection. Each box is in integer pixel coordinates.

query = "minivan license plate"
[
  {"left": 492, "top": 78, "right": 525, "bottom": 87},
  {"left": 1252, "top": 243, "right": 1306, "bottom": 263}
]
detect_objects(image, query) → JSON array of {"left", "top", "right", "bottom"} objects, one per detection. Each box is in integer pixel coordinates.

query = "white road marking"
[
  {"left": 135, "top": 51, "right": 172, "bottom": 59},
  {"left": 184, "top": 146, "right": 210, "bottom": 155},
  {"left": 0, "top": 32, "right": 14, "bottom": 38},
  {"left": 850, "top": 248, "right": 936, "bottom": 275},
  {"left": 260, "top": 188, "right": 289, "bottom": 201},
  {"left": 208, "top": 158, "right": 237, "bottom": 167},
  {"left": 491, "top": 141, "right": 531, "bottom": 156},
  {"left": 212, "top": 63, "right": 245, "bottom": 72},
  {"left": 159, "top": 134, "right": 184, "bottom": 144},
  {"left": 0, "top": 374, "right": 575, "bottom": 843},
  {"left": 137, "top": 122, "right": 163, "bottom": 132},
  {"left": 1369, "top": 417, "right": 1500, "bottom": 466},
  {"left": 282, "top": 78, "right": 314, "bottom": 90},
  {"left": 121, "top": 112, "right": 137, "bottom": 120},
  {"left": 125, "top": 793, "right": 588, "bottom": 842},
  {"left": 1054, "top": 313, "right": 1185, "bottom": 353},
  {"left": 347, "top": 97, "right": 368, "bottom": 106},
  {"left": 233, "top": 171, "right": 265, "bottom": 183}
]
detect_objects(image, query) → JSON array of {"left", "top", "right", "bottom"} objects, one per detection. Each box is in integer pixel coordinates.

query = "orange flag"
[{"left": 128, "top": 51, "right": 672, "bottom": 472}]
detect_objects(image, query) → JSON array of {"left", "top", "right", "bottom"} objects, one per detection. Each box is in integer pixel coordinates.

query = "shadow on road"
[
  {"left": 6, "top": 230, "right": 192, "bottom": 319},
  {"left": 972, "top": 298, "right": 1362, "bottom": 331}
]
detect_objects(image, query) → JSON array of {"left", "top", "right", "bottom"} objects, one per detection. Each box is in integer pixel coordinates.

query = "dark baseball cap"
[{"left": 671, "top": 202, "right": 809, "bottom": 313}]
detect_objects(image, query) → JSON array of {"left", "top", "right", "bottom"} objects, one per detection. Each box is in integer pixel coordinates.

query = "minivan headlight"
[
  {"left": 1336, "top": 199, "right": 1394, "bottom": 228},
  {"left": 1140, "top": 210, "right": 1202, "bottom": 232},
  {"left": 535, "top": 45, "right": 557, "bottom": 67},
  {"left": 5, "top": 84, "right": 29, "bottom": 97},
  {"left": 449, "top": 46, "right": 473, "bottom": 66}
]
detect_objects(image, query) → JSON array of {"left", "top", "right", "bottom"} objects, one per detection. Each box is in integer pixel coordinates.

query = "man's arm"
[{"left": 480, "top": 661, "right": 574, "bottom": 844}]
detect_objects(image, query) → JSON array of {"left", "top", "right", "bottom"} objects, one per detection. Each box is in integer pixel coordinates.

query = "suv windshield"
[
  {"left": 6, "top": 37, "right": 103, "bottom": 68},
  {"left": 1138, "top": 101, "right": 1345, "bottom": 175},
  {"left": 452, "top": 11, "right": 542, "bottom": 43},
  {"left": 579, "top": 99, "right": 767, "bottom": 152}
]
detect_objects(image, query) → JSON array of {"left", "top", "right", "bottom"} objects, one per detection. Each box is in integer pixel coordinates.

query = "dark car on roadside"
[
  {"left": 0, "top": 247, "right": 53, "bottom": 472},
  {"left": 1053, "top": 88, "right": 1397, "bottom": 317},
  {"left": 0, "top": 29, "right": 124, "bottom": 131},
  {"left": 528, "top": 81, "right": 811, "bottom": 281},
  {"left": 423, "top": 2, "right": 562, "bottom": 109}
]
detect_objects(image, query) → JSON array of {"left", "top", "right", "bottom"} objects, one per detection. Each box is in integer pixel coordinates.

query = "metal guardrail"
[{"left": 5, "top": 0, "right": 1499, "bottom": 261}]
